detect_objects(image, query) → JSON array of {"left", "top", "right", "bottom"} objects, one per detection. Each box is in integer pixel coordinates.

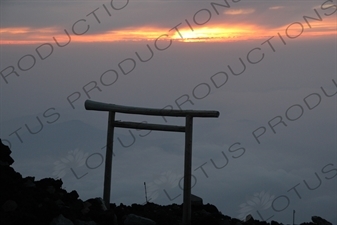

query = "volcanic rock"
[
  {"left": 2, "top": 200, "right": 18, "bottom": 212},
  {"left": 311, "top": 216, "right": 333, "bottom": 225},
  {"left": 191, "top": 194, "right": 203, "bottom": 206},
  {"left": 124, "top": 214, "right": 156, "bottom": 225},
  {"left": 50, "top": 214, "right": 74, "bottom": 225},
  {"left": 0, "top": 139, "right": 14, "bottom": 166},
  {"left": 0, "top": 139, "right": 334, "bottom": 225},
  {"left": 270, "top": 220, "right": 281, "bottom": 225}
]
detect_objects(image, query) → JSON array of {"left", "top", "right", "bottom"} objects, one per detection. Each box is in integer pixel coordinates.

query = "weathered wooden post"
[
  {"left": 183, "top": 115, "right": 193, "bottom": 225},
  {"left": 103, "top": 112, "right": 115, "bottom": 209},
  {"left": 84, "top": 100, "right": 219, "bottom": 225}
]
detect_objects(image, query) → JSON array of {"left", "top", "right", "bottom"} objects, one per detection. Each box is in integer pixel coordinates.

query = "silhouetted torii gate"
[{"left": 84, "top": 100, "right": 219, "bottom": 225}]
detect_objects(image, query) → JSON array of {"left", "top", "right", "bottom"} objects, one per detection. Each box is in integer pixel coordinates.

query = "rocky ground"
[{"left": 0, "top": 139, "right": 333, "bottom": 225}]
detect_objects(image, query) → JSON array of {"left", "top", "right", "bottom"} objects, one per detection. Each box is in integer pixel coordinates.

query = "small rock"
[
  {"left": 47, "top": 185, "right": 56, "bottom": 194},
  {"left": 36, "top": 178, "right": 63, "bottom": 190},
  {"left": 311, "top": 216, "right": 332, "bottom": 225},
  {"left": 197, "top": 209, "right": 211, "bottom": 217},
  {"left": 55, "top": 199, "right": 65, "bottom": 207},
  {"left": 74, "top": 220, "right": 97, "bottom": 225},
  {"left": 219, "top": 219, "right": 231, "bottom": 225},
  {"left": 81, "top": 201, "right": 91, "bottom": 214},
  {"left": 271, "top": 220, "right": 281, "bottom": 225},
  {"left": 23, "top": 177, "right": 36, "bottom": 188},
  {"left": 67, "top": 190, "right": 80, "bottom": 201},
  {"left": 85, "top": 197, "right": 107, "bottom": 213},
  {"left": 2, "top": 200, "right": 18, "bottom": 212},
  {"left": 245, "top": 214, "right": 254, "bottom": 222},
  {"left": 0, "top": 139, "right": 14, "bottom": 166},
  {"left": 191, "top": 194, "right": 203, "bottom": 206},
  {"left": 202, "top": 203, "right": 219, "bottom": 213},
  {"left": 124, "top": 214, "right": 156, "bottom": 225},
  {"left": 50, "top": 214, "right": 74, "bottom": 225},
  {"left": 96, "top": 197, "right": 107, "bottom": 211}
]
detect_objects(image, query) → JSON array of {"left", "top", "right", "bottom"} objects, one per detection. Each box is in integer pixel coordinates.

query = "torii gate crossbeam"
[{"left": 84, "top": 100, "right": 220, "bottom": 225}]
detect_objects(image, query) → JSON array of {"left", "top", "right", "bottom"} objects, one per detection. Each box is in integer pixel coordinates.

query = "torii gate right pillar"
[{"left": 183, "top": 115, "right": 193, "bottom": 225}]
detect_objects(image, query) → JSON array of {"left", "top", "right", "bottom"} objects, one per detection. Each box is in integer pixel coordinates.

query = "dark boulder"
[
  {"left": 191, "top": 194, "right": 203, "bottom": 206},
  {"left": 124, "top": 214, "right": 156, "bottom": 225},
  {"left": 0, "top": 139, "right": 14, "bottom": 166},
  {"left": 311, "top": 216, "right": 332, "bottom": 225}
]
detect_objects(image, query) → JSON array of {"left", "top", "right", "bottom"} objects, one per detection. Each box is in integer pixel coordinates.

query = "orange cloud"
[
  {"left": 0, "top": 27, "right": 31, "bottom": 34},
  {"left": 272, "top": 16, "right": 337, "bottom": 39},
  {"left": 0, "top": 26, "right": 65, "bottom": 44},
  {"left": 0, "top": 18, "right": 335, "bottom": 45}
]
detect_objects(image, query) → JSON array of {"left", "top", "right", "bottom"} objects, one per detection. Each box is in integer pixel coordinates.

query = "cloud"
[
  {"left": 269, "top": 6, "right": 284, "bottom": 10},
  {"left": 224, "top": 9, "right": 255, "bottom": 15}
]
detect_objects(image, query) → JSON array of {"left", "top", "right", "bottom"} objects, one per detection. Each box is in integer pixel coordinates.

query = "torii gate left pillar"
[{"left": 85, "top": 100, "right": 220, "bottom": 225}]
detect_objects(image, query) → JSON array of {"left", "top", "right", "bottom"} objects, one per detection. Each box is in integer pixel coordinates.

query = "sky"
[{"left": 0, "top": 0, "right": 336, "bottom": 224}]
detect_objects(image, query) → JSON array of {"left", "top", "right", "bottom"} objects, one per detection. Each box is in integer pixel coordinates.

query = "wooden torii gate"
[{"left": 84, "top": 100, "right": 220, "bottom": 225}]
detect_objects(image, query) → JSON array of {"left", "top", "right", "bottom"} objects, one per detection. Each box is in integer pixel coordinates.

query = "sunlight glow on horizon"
[
  {"left": 0, "top": 18, "right": 336, "bottom": 45},
  {"left": 170, "top": 24, "right": 265, "bottom": 42}
]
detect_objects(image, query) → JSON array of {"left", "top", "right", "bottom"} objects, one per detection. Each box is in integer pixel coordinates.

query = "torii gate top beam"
[{"left": 85, "top": 100, "right": 219, "bottom": 118}]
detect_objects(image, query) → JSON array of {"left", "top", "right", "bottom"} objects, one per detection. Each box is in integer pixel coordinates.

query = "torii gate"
[{"left": 84, "top": 100, "right": 220, "bottom": 225}]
